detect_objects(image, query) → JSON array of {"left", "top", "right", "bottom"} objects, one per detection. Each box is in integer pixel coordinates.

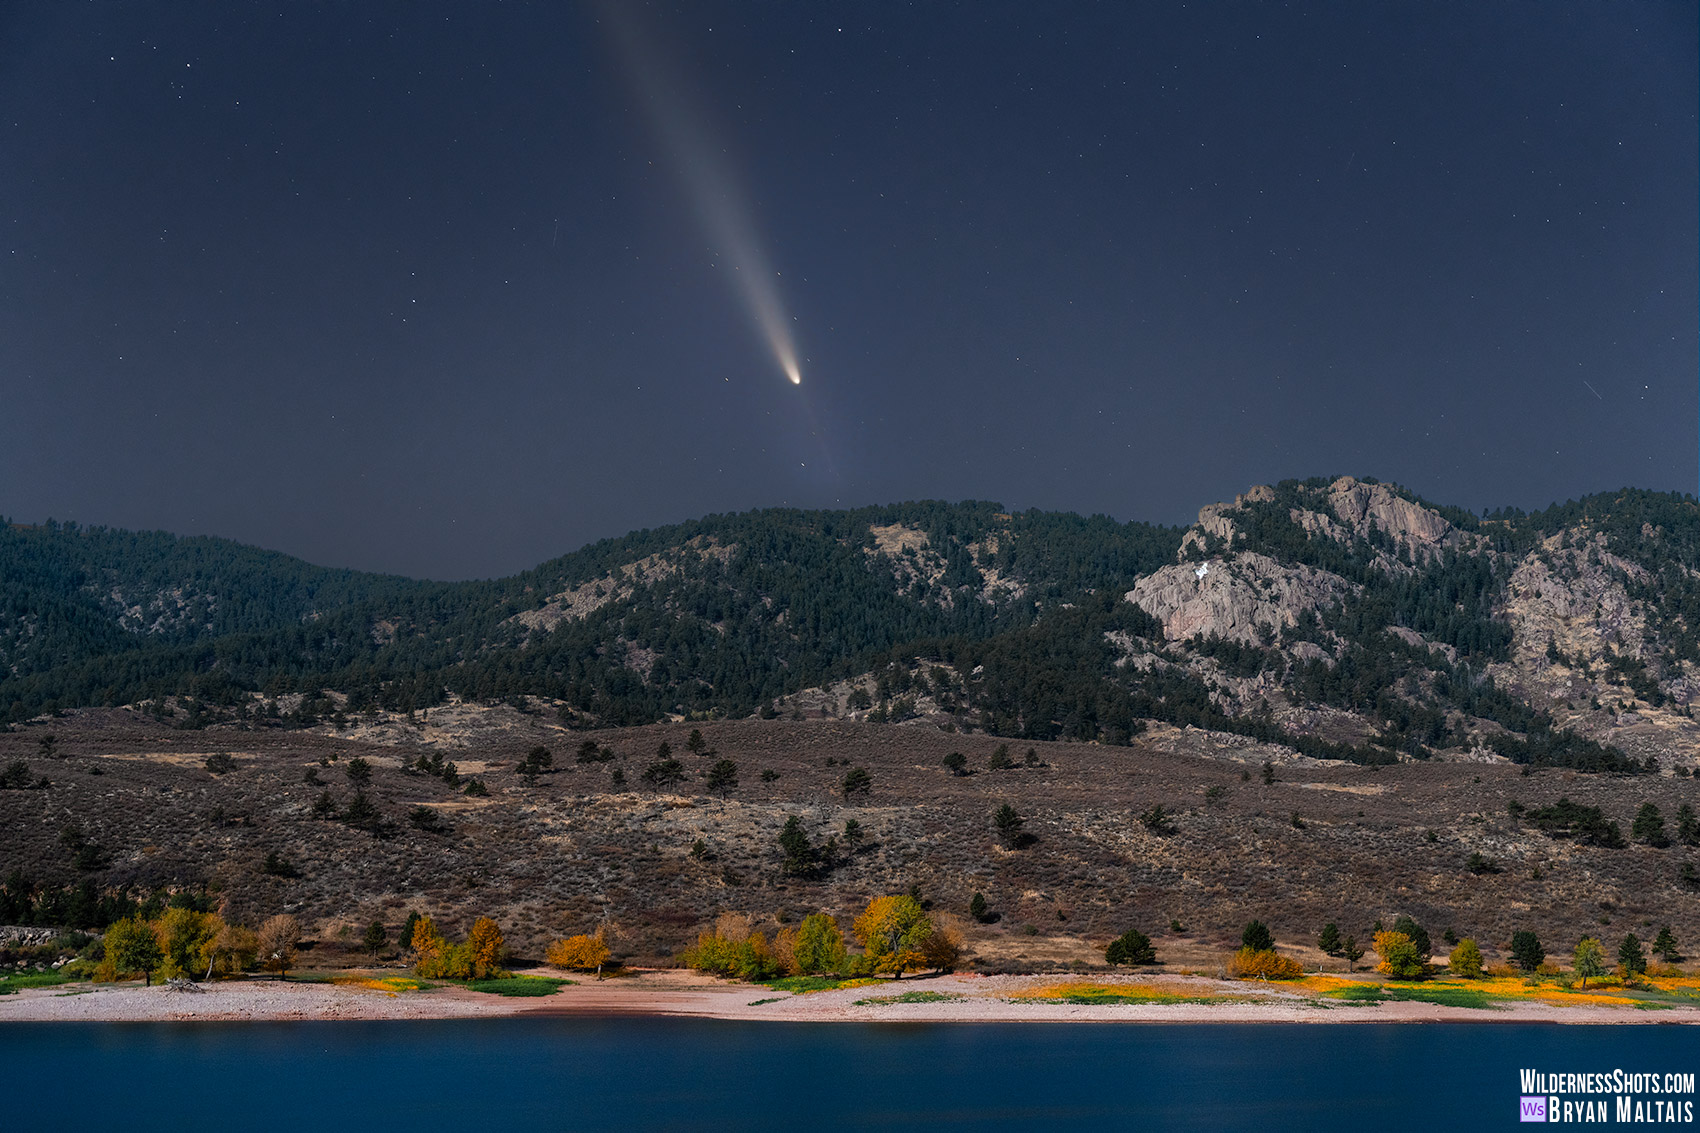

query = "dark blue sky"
[{"left": 3, "top": 2, "right": 1694, "bottom": 579}]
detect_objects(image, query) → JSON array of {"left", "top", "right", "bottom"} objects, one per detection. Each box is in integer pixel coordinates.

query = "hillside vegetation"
[{"left": 5, "top": 478, "right": 1697, "bottom": 771}]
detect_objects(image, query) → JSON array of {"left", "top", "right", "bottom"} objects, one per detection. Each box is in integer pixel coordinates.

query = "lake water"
[{"left": 7, "top": 1018, "right": 1697, "bottom": 1130}]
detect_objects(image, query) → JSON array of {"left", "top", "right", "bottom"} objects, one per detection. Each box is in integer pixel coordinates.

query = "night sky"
[{"left": 4, "top": 3, "right": 1694, "bottom": 579}]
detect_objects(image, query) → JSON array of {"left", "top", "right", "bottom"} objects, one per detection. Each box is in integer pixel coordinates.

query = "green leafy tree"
[
  {"left": 1633, "top": 803, "right": 1670, "bottom": 847},
  {"left": 1618, "top": 933, "right": 1647, "bottom": 978},
  {"left": 791, "top": 913, "right": 848, "bottom": 975},
  {"left": 1448, "top": 937, "right": 1484, "bottom": 978},
  {"left": 705, "top": 758, "right": 738, "bottom": 798},
  {"left": 1510, "top": 930, "right": 1544, "bottom": 973},
  {"left": 1241, "top": 920, "right": 1275, "bottom": 953},
  {"left": 1105, "top": 929, "right": 1157, "bottom": 967},
  {"left": 1572, "top": 937, "right": 1607, "bottom": 989},
  {"left": 1317, "top": 923, "right": 1342, "bottom": 956},
  {"left": 105, "top": 916, "right": 163, "bottom": 985}
]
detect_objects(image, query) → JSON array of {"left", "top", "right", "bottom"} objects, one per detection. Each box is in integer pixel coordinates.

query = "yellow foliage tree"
[
  {"left": 466, "top": 917, "right": 507, "bottom": 979},
  {"left": 1228, "top": 947, "right": 1304, "bottom": 980},
  {"left": 256, "top": 914, "right": 301, "bottom": 979},
  {"left": 1448, "top": 937, "right": 1484, "bottom": 979},
  {"left": 1373, "top": 931, "right": 1426, "bottom": 979},
  {"left": 199, "top": 921, "right": 259, "bottom": 979},
  {"left": 155, "top": 907, "right": 221, "bottom": 981},
  {"left": 852, "top": 895, "right": 940, "bottom": 978},
  {"left": 546, "top": 932, "right": 611, "bottom": 973}
]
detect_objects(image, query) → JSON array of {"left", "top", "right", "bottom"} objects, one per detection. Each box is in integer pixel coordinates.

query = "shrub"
[
  {"left": 1374, "top": 931, "right": 1426, "bottom": 979},
  {"left": 1448, "top": 937, "right": 1484, "bottom": 978},
  {"left": 204, "top": 752, "right": 236, "bottom": 775},
  {"left": 546, "top": 932, "right": 611, "bottom": 973},
  {"left": 1228, "top": 947, "right": 1302, "bottom": 980},
  {"left": 1105, "top": 929, "right": 1157, "bottom": 967},
  {"left": 942, "top": 752, "right": 968, "bottom": 776},
  {"left": 1139, "top": 805, "right": 1176, "bottom": 835}
]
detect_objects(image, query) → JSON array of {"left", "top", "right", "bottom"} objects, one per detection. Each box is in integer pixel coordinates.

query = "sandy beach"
[{"left": 3, "top": 969, "right": 1694, "bottom": 1025}]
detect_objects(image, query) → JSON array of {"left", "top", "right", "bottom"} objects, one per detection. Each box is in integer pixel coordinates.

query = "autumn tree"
[
  {"left": 257, "top": 914, "right": 301, "bottom": 980},
  {"left": 1374, "top": 931, "right": 1425, "bottom": 979},
  {"left": 791, "top": 913, "right": 848, "bottom": 975},
  {"left": 156, "top": 906, "right": 220, "bottom": 981},
  {"left": 1228, "top": 947, "right": 1303, "bottom": 980},
  {"left": 852, "top": 895, "right": 941, "bottom": 978},
  {"left": 546, "top": 932, "right": 611, "bottom": 973},
  {"left": 1572, "top": 937, "right": 1607, "bottom": 990},
  {"left": 466, "top": 917, "right": 508, "bottom": 979},
  {"left": 103, "top": 916, "right": 163, "bottom": 986},
  {"left": 1448, "top": 937, "right": 1484, "bottom": 978},
  {"left": 202, "top": 921, "right": 259, "bottom": 979}
]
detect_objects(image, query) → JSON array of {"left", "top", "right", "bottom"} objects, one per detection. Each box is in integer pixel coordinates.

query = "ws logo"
[{"left": 1520, "top": 1096, "right": 1548, "bottom": 1122}]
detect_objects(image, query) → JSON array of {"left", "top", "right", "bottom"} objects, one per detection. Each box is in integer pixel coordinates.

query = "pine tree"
[
  {"left": 1241, "top": 920, "right": 1275, "bottom": 953},
  {"left": 1318, "top": 922, "right": 1342, "bottom": 956},
  {"left": 1633, "top": 803, "right": 1670, "bottom": 847},
  {"left": 1653, "top": 925, "right": 1681, "bottom": 963},
  {"left": 1618, "top": 933, "right": 1647, "bottom": 978}
]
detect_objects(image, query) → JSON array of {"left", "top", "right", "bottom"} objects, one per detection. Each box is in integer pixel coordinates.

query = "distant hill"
[{"left": 4, "top": 478, "right": 1698, "bottom": 771}]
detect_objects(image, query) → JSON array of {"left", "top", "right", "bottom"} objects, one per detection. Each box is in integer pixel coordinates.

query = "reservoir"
[{"left": 7, "top": 1018, "right": 1697, "bottom": 1130}]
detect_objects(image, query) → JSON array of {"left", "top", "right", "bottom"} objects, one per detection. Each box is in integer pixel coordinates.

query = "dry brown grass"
[{"left": 4, "top": 707, "right": 1699, "bottom": 971}]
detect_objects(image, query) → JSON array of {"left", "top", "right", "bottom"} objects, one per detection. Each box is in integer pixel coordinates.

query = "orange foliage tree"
[
  {"left": 851, "top": 895, "right": 952, "bottom": 978},
  {"left": 1228, "top": 947, "right": 1303, "bottom": 980},
  {"left": 546, "top": 932, "right": 611, "bottom": 973}
]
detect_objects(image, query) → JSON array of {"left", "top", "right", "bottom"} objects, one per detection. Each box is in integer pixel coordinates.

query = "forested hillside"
[{"left": 4, "top": 478, "right": 1697, "bottom": 773}]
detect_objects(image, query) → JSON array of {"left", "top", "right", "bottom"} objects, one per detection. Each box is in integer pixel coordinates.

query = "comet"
[{"left": 599, "top": 5, "right": 803, "bottom": 387}]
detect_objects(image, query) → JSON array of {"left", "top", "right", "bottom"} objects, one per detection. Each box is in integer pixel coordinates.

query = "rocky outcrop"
[
  {"left": 509, "top": 538, "right": 736, "bottom": 635},
  {"left": 1289, "top": 477, "right": 1485, "bottom": 565},
  {"left": 1126, "top": 552, "right": 1355, "bottom": 645}
]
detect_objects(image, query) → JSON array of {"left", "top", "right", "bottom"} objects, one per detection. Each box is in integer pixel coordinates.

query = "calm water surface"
[{"left": 7, "top": 1018, "right": 1697, "bottom": 1130}]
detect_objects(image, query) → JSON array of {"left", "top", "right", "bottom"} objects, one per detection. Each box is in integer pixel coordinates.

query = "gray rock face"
[
  {"left": 1290, "top": 477, "right": 1485, "bottom": 564},
  {"left": 1127, "top": 552, "right": 1356, "bottom": 644}
]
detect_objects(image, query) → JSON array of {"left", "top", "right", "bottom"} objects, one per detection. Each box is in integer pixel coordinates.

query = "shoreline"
[{"left": 3, "top": 969, "right": 1695, "bottom": 1025}]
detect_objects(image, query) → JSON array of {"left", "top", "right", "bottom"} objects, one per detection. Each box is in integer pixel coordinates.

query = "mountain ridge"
[{"left": 4, "top": 477, "right": 1696, "bottom": 773}]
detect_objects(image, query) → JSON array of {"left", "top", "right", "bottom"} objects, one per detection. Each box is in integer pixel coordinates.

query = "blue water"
[{"left": 5, "top": 1019, "right": 1696, "bottom": 1130}]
